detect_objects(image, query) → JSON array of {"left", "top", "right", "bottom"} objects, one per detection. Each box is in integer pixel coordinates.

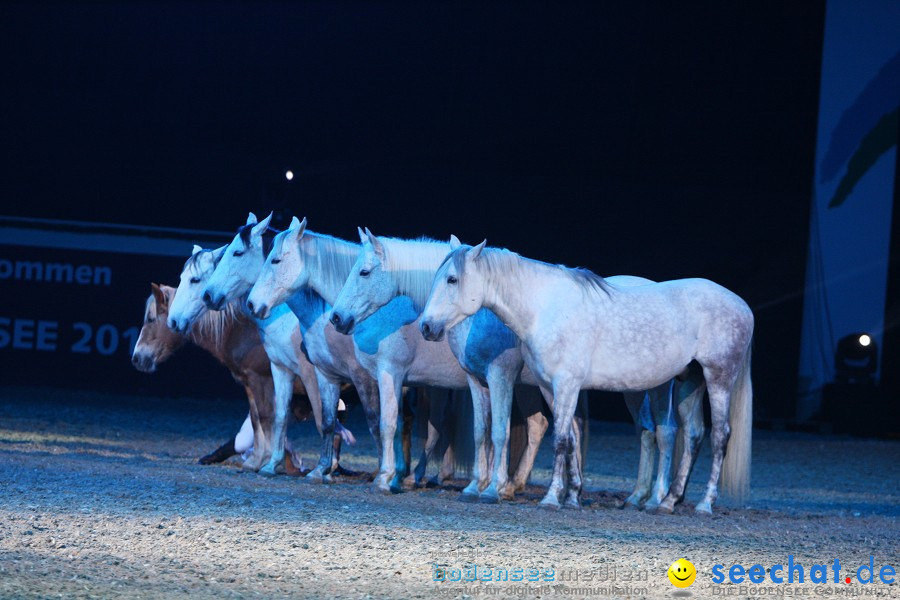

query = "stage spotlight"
[
  {"left": 285, "top": 170, "right": 294, "bottom": 181},
  {"left": 834, "top": 332, "right": 877, "bottom": 385}
]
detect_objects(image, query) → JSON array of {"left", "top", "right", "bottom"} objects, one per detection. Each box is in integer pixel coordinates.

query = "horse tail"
[{"left": 721, "top": 342, "right": 753, "bottom": 503}]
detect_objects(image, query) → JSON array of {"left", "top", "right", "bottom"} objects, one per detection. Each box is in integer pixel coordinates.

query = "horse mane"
[
  {"left": 189, "top": 300, "right": 243, "bottom": 348},
  {"left": 272, "top": 229, "right": 360, "bottom": 302},
  {"left": 378, "top": 237, "right": 452, "bottom": 309},
  {"left": 458, "top": 246, "right": 613, "bottom": 297},
  {"left": 238, "top": 223, "right": 280, "bottom": 254}
]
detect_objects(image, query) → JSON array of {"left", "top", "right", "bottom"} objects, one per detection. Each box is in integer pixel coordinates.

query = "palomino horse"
[
  {"left": 242, "top": 217, "right": 474, "bottom": 494},
  {"left": 166, "top": 225, "right": 341, "bottom": 476},
  {"left": 329, "top": 230, "right": 706, "bottom": 508},
  {"left": 131, "top": 282, "right": 305, "bottom": 473},
  {"left": 420, "top": 242, "right": 753, "bottom": 514}
]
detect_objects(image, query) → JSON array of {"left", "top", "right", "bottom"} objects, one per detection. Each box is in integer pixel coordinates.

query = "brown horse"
[{"left": 132, "top": 283, "right": 342, "bottom": 474}]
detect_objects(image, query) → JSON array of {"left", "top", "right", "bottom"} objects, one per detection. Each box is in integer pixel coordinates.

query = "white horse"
[
  {"left": 167, "top": 214, "right": 334, "bottom": 476},
  {"left": 248, "top": 221, "right": 478, "bottom": 487},
  {"left": 420, "top": 242, "right": 753, "bottom": 514},
  {"left": 330, "top": 231, "right": 707, "bottom": 508},
  {"left": 240, "top": 217, "right": 474, "bottom": 494},
  {"left": 244, "top": 217, "right": 384, "bottom": 483}
]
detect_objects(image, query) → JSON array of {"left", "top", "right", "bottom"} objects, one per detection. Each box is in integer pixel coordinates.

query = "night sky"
[{"left": 0, "top": 2, "right": 826, "bottom": 416}]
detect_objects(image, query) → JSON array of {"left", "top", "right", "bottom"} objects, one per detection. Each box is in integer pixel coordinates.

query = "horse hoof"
[
  {"left": 259, "top": 465, "right": 278, "bottom": 478},
  {"left": 619, "top": 500, "right": 641, "bottom": 511},
  {"left": 371, "top": 482, "right": 393, "bottom": 496},
  {"left": 479, "top": 494, "right": 500, "bottom": 505},
  {"left": 694, "top": 502, "right": 713, "bottom": 515},
  {"left": 458, "top": 492, "right": 479, "bottom": 503},
  {"left": 538, "top": 498, "right": 561, "bottom": 511},
  {"left": 306, "top": 469, "right": 326, "bottom": 484},
  {"left": 654, "top": 503, "right": 675, "bottom": 515},
  {"left": 333, "top": 465, "right": 361, "bottom": 477},
  {"left": 564, "top": 498, "right": 582, "bottom": 510}
]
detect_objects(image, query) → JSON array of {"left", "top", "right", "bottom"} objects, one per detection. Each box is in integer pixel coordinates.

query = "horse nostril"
[
  {"left": 422, "top": 322, "right": 431, "bottom": 336},
  {"left": 203, "top": 291, "right": 213, "bottom": 306},
  {"left": 131, "top": 354, "right": 140, "bottom": 366},
  {"left": 247, "top": 300, "right": 255, "bottom": 314},
  {"left": 331, "top": 312, "right": 342, "bottom": 326}
]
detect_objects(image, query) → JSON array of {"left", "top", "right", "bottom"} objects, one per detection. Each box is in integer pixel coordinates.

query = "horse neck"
[
  {"left": 301, "top": 232, "right": 360, "bottom": 305},
  {"left": 186, "top": 301, "right": 243, "bottom": 360},
  {"left": 382, "top": 238, "right": 451, "bottom": 310},
  {"left": 478, "top": 251, "right": 575, "bottom": 341},
  {"left": 286, "top": 287, "right": 329, "bottom": 331}
]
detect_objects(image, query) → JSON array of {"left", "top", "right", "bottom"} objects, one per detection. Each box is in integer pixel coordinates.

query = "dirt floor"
[{"left": 1, "top": 386, "right": 898, "bottom": 600}]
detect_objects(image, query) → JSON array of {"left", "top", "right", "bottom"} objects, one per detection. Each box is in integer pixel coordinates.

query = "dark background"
[{"left": 0, "top": 2, "right": 827, "bottom": 421}]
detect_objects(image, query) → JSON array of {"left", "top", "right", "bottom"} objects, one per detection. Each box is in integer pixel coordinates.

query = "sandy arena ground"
[{"left": 1, "top": 386, "right": 898, "bottom": 599}]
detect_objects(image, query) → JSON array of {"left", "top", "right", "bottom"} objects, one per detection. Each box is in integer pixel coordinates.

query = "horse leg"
[
  {"left": 241, "top": 377, "right": 270, "bottom": 471},
  {"left": 621, "top": 391, "right": 655, "bottom": 509},
  {"left": 373, "top": 370, "right": 403, "bottom": 495},
  {"left": 428, "top": 389, "right": 454, "bottom": 486},
  {"left": 402, "top": 389, "right": 432, "bottom": 489},
  {"left": 647, "top": 423, "right": 676, "bottom": 510},
  {"left": 510, "top": 386, "right": 549, "bottom": 494},
  {"left": 694, "top": 373, "right": 733, "bottom": 514},
  {"left": 306, "top": 375, "right": 341, "bottom": 483},
  {"left": 401, "top": 389, "right": 417, "bottom": 479},
  {"left": 460, "top": 379, "right": 491, "bottom": 502},
  {"left": 354, "top": 373, "right": 382, "bottom": 480},
  {"left": 563, "top": 391, "right": 588, "bottom": 509},
  {"left": 259, "top": 364, "right": 294, "bottom": 476},
  {"left": 481, "top": 373, "right": 514, "bottom": 503},
  {"left": 539, "top": 378, "right": 580, "bottom": 510},
  {"left": 658, "top": 379, "right": 706, "bottom": 513},
  {"left": 437, "top": 432, "right": 455, "bottom": 484},
  {"left": 646, "top": 383, "right": 678, "bottom": 511}
]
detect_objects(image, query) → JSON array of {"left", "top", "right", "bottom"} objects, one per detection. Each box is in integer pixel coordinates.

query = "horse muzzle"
[
  {"left": 330, "top": 311, "right": 355, "bottom": 335},
  {"left": 420, "top": 320, "right": 444, "bottom": 342},
  {"left": 131, "top": 352, "right": 157, "bottom": 373},
  {"left": 203, "top": 290, "right": 225, "bottom": 311},
  {"left": 247, "top": 299, "right": 269, "bottom": 320}
]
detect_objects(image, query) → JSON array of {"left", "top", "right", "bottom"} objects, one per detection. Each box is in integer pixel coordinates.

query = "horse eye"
[
  {"left": 447, "top": 275, "right": 458, "bottom": 285},
  {"left": 233, "top": 250, "right": 244, "bottom": 257},
  {"left": 190, "top": 277, "right": 201, "bottom": 284},
  {"left": 359, "top": 269, "right": 370, "bottom": 277},
  {"left": 271, "top": 258, "right": 281, "bottom": 265},
  {"left": 147, "top": 317, "right": 155, "bottom": 323}
]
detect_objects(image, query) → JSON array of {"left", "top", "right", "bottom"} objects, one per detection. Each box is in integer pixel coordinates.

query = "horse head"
[{"left": 132, "top": 283, "right": 185, "bottom": 372}]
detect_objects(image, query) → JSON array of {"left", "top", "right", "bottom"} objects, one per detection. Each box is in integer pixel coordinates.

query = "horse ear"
[
  {"left": 364, "top": 227, "right": 385, "bottom": 258},
  {"left": 468, "top": 239, "right": 487, "bottom": 261},
  {"left": 161, "top": 285, "right": 176, "bottom": 304},
  {"left": 246, "top": 212, "right": 258, "bottom": 226},
  {"left": 191, "top": 244, "right": 203, "bottom": 256},
  {"left": 251, "top": 212, "right": 273, "bottom": 237},
  {"left": 449, "top": 234, "right": 462, "bottom": 251},
  {"left": 357, "top": 227, "right": 367, "bottom": 245},
  {"left": 150, "top": 283, "right": 166, "bottom": 306},
  {"left": 295, "top": 216, "right": 308, "bottom": 239}
]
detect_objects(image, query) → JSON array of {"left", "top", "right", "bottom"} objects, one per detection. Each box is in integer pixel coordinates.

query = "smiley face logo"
[{"left": 668, "top": 558, "right": 696, "bottom": 588}]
